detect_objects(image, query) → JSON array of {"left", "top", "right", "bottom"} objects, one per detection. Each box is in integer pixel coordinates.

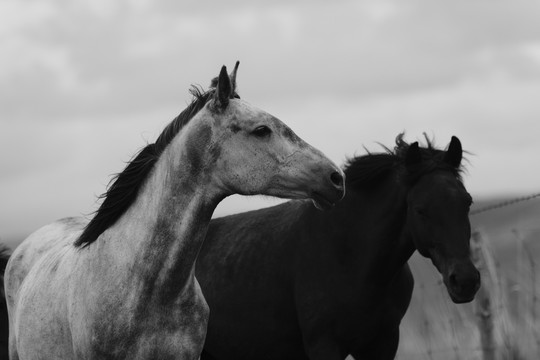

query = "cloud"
[
  {"left": 3, "top": 0, "right": 540, "bottom": 122},
  {"left": 2, "top": 0, "right": 540, "bottom": 238}
]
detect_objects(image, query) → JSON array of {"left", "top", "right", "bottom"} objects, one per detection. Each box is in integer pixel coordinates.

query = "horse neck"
[
  {"left": 101, "top": 127, "right": 223, "bottom": 304},
  {"left": 330, "top": 179, "right": 415, "bottom": 282}
]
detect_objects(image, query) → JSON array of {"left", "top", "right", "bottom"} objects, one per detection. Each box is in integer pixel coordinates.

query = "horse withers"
[
  {"left": 197, "top": 134, "right": 480, "bottom": 360},
  {"left": 4, "top": 62, "right": 344, "bottom": 360}
]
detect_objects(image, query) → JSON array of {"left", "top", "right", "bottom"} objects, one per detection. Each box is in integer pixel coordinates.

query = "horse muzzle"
[
  {"left": 443, "top": 260, "right": 481, "bottom": 304},
  {"left": 310, "top": 170, "right": 345, "bottom": 210}
]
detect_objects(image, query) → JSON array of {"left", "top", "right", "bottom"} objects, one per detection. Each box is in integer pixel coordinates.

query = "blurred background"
[
  {"left": 1, "top": 1, "right": 540, "bottom": 358},
  {"left": 2, "top": 0, "right": 540, "bottom": 242}
]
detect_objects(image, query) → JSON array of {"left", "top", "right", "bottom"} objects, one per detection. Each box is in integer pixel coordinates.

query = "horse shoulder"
[{"left": 388, "top": 264, "right": 414, "bottom": 319}]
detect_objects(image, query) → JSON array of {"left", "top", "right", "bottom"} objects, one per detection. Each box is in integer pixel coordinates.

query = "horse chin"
[
  {"left": 311, "top": 192, "right": 334, "bottom": 211},
  {"left": 445, "top": 285, "right": 477, "bottom": 304},
  {"left": 450, "top": 293, "right": 475, "bottom": 304}
]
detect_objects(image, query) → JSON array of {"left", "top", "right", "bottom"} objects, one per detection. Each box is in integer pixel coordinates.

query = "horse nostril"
[{"left": 330, "top": 171, "right": 343, "bottom": 188}]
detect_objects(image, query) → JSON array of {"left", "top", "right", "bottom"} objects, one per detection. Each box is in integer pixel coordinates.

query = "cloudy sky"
[{"left": 1, "top": 0, "right": 540, "bottom": 240}]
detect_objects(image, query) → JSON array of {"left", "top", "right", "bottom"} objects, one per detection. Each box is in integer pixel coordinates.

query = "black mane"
[
  {"left": 0, "top": 244, "right": 10, "bottom": 301},
  {"left": 75, "top": 86, "right": 216, "bottom": 248},
  {"left": 345, "top": 133, "right": 463, "bottom": 189},
  {"left": 0, "top": 245, "right": 10, "bottom": 276}
]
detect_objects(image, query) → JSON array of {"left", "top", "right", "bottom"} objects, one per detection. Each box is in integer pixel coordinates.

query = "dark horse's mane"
[
  {"left": 345, "top": 133, "right": 463, "bottom": 189},
  {"left": 0, "top": 245, "right": 10, "bottom": 281},
  {"left": 75, "top": 86, "right": 223, "bottom": 248},
  {"left": 0, "top": 245, "right": 9, "bottom": 268}
]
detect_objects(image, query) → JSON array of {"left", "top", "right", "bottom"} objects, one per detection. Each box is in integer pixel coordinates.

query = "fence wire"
[{"left": 470, "top": 192, "right": 540, "bottom": 216}]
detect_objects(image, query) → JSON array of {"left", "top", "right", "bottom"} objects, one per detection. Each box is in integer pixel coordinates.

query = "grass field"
[{"left": 396, "top": 196, "right": 540, "bottom": 359}]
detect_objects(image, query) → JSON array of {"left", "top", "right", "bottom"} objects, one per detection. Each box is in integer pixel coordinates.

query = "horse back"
[
  {"left": 5, "top": 217, "right": 86, "bottom": 305},
  {"left": 200, "top": 200, "right": 312, "bottom": 286}
]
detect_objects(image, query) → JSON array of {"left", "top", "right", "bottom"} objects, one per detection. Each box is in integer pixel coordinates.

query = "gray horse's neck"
[{"left": 101, "top": 129, "right": 222, "bottom": 307}]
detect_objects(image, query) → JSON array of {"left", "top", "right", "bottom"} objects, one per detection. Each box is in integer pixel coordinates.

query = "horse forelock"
[
  {"left": 75, "top": 87, "right": 220, "bottom": 248},
  {"left": 394, "top": 133, "right": 465, "bottom": 185},
  {"left": 345, "top": 132, "right": 465, "bottom": 190}
]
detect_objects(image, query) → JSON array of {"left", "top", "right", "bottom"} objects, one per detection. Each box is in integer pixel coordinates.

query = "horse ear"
[
  {"left": 444, "top": 136, "right": 462, "bottom": 168},
  {"left": 214, "top": 65, "right": 232, "bottom": 109},
  {"left": 230, "top": 61, "right": 240, "bottom": 92},
  {"left": 405, "top": 142, "right": 421, "bottom": 167}
]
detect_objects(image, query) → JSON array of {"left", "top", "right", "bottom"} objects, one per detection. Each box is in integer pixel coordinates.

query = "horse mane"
[
  {"left": 0, "top": 244, "right": 10, "bottom": 300},
  {"left": 345, "top": 133, "right": 463, "bottom": 190},
  {"left": 75, "top": 86, "right": 217, "bottom": 248},
  {"left": 0, "top": 245, "right": 10, "bottom": 276}
]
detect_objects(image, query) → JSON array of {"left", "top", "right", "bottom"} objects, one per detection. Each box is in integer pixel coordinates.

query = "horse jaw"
[{"left": 311, "top": 192, "right": 335, "bottom": 211}]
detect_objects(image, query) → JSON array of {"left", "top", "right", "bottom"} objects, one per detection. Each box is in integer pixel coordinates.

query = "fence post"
[
  {"left": 512, "top": 228, "right": 540, "bottom": 355},
  {"left": 471, "top": 230, "right": 497, "bottom": 360}
]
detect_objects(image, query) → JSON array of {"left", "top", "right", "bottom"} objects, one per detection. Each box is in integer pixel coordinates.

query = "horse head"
[
  {"left": 404, "top": 136, "right": 480, "bottom": 303},
  {"left": 185, "top": 62, "right": 345, "bottom": 209}
]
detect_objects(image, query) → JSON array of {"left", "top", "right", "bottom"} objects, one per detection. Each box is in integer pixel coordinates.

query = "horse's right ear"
[
  {"left": 229, "top": 61, "right": 240, "bottom": 93},
  {"left": 405, "top": 142, "right": 421, "bottom": 167},
  {"left": 444, "top": 136, "right": 462, "bottom": 168},
  {"left": 214, "top": 65, "right": 232, "bottom": 109}
]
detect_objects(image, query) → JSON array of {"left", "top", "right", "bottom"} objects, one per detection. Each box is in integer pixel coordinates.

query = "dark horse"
[
  {"left": 0, "top": 245, "right": 10, "bottom": 360},
  {"left": 197, "top": 134, "right": 480, "bottom": 360}
]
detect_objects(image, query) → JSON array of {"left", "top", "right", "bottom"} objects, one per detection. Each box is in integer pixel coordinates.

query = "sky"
[{"left": 1, "top": 0, "right": 540, "bottom": 240}]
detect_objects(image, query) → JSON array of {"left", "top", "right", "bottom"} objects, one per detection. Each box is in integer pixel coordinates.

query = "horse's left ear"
[
  {"left": 405, "top": 142, "right": 422, "bottom": 167},
  {"left": 444, "top": 136, "right": 462, "bottom": 168},
  {"left": 210, "top": 61, "right": 240, "bottom": 92},
  {"left": 214, "top": 65, "right": 232, "bottom": 109}
]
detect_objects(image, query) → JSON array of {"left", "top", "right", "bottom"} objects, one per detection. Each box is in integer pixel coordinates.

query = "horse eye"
[{"left": 251, "top": 126, "right": 272, "bottom": 137}]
